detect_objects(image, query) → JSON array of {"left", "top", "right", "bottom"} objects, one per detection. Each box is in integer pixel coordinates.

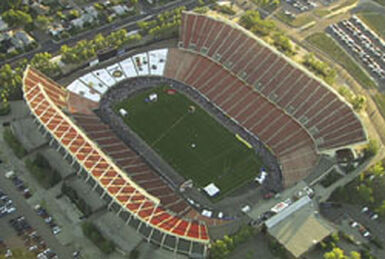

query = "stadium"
[{"left": 22, "top": 11, "right": 367, "bottom": 257}]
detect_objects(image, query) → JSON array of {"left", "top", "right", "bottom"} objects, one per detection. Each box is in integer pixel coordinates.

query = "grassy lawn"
[
  {"left": 115, "top": 86, "right": 264, "bottom": 199},
  {"left": 331, "top": 0, "right": 358, "bottom": 11},
  {"left": 313, "top": 9, "right": 332, "bottom": 17},
  {"left": 357, "top": 12, "right": 385, "bottom": 38},
  {"left": 3, "top": 127, "right": 27, "bottom": 158},
  {"left": 25, "top": 154, "right": 62, "bottom": 189},
  {"left": 82, "top": 222, "right": 115, "bottom": 254},
  {"left": 306, "top": 33, "right": 377, "bottom": 89},
  {"left": 371, "top": 0, "right": 384, "bottom": 6},
  {"left": 373, "top": 92, "right": 385, "bottom": 117},
  {"left": 275, "top": 11, "right": 314, "bottom": 28}
]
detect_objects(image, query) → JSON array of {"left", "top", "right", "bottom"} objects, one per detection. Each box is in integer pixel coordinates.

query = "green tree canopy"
[
  {"left": 2, "top": 9, "right": 32, "bottom": 27},
  {"left": 30, "top": 52, "right": 60, "bottom": 77},
  {"left": 0, "top": 0, "right": 23, "bottom": 12},
  {"left": 0, "top": 64, "right": 22, "bottom": 103},
  {"left": 35, "top": 15, "right": 51, "bottom": 30}
]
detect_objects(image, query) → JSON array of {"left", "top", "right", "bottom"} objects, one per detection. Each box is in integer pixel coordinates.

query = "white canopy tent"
[{"left": 203, "top": 183, "right": 220, "bottom": 197}]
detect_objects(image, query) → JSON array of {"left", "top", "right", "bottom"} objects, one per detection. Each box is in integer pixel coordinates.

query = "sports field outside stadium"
[{"left": 115, "top": 85, "right": 264, "bottom": 199}]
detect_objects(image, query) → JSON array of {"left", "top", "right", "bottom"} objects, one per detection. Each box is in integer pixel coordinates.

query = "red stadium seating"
[
  {"left": 178, "top": 12, "right": 366, "bottom": 151},
  {"left": 23, "top": 67, "right": 210, "bottom": 245}
]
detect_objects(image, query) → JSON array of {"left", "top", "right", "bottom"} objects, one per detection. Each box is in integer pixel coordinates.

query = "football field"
[{"left": 115, "top": 86, "right": 264, "bottom": 199}]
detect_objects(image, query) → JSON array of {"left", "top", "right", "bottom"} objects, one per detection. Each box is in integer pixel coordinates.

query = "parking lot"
[
  {"left": 0, "top": 165, "right": 73, "bottom": 258},
  {"left": 283, "top": 0, "right": 319, "bottom": 15},
  {"left": 0, "top": 183, "right": 69, "bottom": 259},
  {"left": 328, "top": 16, "right": 385, "bottom": 87},
  {"left": 320, "top": 202, "right": 384, "bottom": 258}
]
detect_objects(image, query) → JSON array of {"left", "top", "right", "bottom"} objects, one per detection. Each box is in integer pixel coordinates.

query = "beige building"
[{"left": 265, "top": 196, "right": 335, "bottom": 258}]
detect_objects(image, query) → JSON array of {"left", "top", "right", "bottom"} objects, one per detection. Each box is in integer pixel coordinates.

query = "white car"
[
  {"left": 5, "top": 171, "right": 15, "bottom": 179},
  {"left": 371, "top": 214, "right": 378, "bottom": 220},
  {"left": 241, "top": 205, "right": 251, "bottom": 213},
  {"left": 52, "top": 226, "right": 61, "bottom": 235},
  {"left": 350, "top": 221, "right": 359, "bottom": 228},
  {"left": 6, "top": 207, "right": 16, "bottom": 214},
  {"left": 363, "top": 231, "right": 371, "bottom": 238},
  {"left": 361, "top": 206, "right": 368, "bottom": 213}
]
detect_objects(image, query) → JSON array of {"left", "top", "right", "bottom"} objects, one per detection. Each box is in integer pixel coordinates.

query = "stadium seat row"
[
  {"left": 23, "top": 67, "right": 209, "bottom": 244},
  {"left": 164, "top": 49, "right": 318, "bottom": 187},
  {"left": 178, "top": 12, "right": 366, "bottom": 151},
  {"left": 67, "top": 49, "right": 168, "bottom": 103}
]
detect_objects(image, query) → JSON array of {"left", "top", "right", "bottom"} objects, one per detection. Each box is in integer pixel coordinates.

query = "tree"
[
  {"left": 30, "top": 52, "right": 60, "bottom": 76},
  {"left": 272, "top": 33, "right": 295, "bottom": 56},
  {"left": 331, "top": 232, "right": 340, "bottom": 242},
  {"left": 323, "top": 247, "right": 346, "bottom": 259},
  {"left": 2, "top": 9, "right": 32, "bottom": 27},
  {"left": 36, "top": 15, "right": 51, "bottom": 30},
  {"left": 370, "top": 161, "right": 384, "bottom": 177},
  {"left": 94, "top": 3, "right": 105, "bottom": 11},
  {"left": 0, "top": 0, "right": 23, "bottom": 12},
  {"left": 352, "top": 95, "right": 366, "bottom": 112},
  {"left": 375, "top": 201, "right": 385, "bottom": 218},
  {"left": 239, "top": 10, "right": 262, "bottom": 30},
  {"left": 69, "top": 10, "right": 80, "bottom": 19},
  {"left": 210, "top": 240, "right": 230, "bottom": 259},
  {"left": 106, "top": 29, "right": 129, "bottom": 48},
  {"left": 357, "top": 184, "right": 374, "bottom": 203},
  {"left": 0, "top": 63, "right": 23, "bottom": 103},
  {"left": 303, "top": 53, "right": 336, "bottom": 84},
  {"left": 350, "top": 251, "right": 361, "bottom": 259},
  {"left": 365, "top": 139, "right": 379, "bottom": 157},
  {"left": 239, "top": 10, "right": 276, "bottom": 36},
  {"left": 93, "top": 33, "right": 107, "bottom": 50}
]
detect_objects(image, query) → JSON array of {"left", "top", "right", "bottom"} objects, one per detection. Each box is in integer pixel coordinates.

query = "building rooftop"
[{"left": 266, "top": 197, "right": 334, "bottom": 258}]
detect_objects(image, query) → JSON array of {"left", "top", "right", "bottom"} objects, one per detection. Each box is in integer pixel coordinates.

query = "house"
[
  {"left": 70, "top": 17, "right": 85, "bottom": 28},
  {"left": 111, "top": 5, "right": 130, "bottom": 16},
  {"left": 31, "top": 2, "right": 50, "bottom": 15},
  {"left": 84, "top": 6, "right": 99, "bottom": 18},
  {"left": 0, "top": 18, "right": 8, "bottom": 31},
  {"left": 70, "top": 14, "right": 94, "bottom": 28},
  {"left": 10, "top": 37, "right": 24, "bottom": 49},
  {"left": 48, "top": 24, "right": 65, "bottom": 37},
  {"left": 14, "top": 31, "right": 34, "bottom": 46}
]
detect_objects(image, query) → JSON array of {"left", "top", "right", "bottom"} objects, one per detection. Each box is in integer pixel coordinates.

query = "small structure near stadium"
[
  {"left": 149, "top": 93, "right": 158, "bottom": 102},
  {"left": 119, "top": 108, "right": 127, "bottom": 117},
  {"left": 203, "top": 183, "right": 220, "bottom": 197}
]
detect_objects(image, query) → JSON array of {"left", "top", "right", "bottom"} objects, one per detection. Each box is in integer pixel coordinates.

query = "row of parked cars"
[
  {"left": 361, "top": 206, "right": 379, "bottom": 221},
  {"left": 350, "top": 220, "right": 371, "bottom": 238},
  {"left": 328, "top": 17, "right": 385, "bottom": 83},
  {"left": 6, "top": 171, "right": 31, "bottom": 199},
  {"left": 349, "top": 206, "right": 380, "bottom": 240},
  {"left": 0, "top": 189, "right": 16, "bottom": 218},
  {"left": 285, "top": 0, "right": 318, "bottom": 13},
  {"left": 8, "top": 216, "right": 58, "bottom": 259},
  {"left": 34, "top": 205, "right": 61, "bottom": 236}
]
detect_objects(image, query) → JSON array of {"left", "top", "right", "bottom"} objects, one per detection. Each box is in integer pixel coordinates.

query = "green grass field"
[
  {"left": 373, "top": 92, "right": 385, "bottom": 117},
  {"left": 115, "top": 86, "right": 264, "bottom": 199},
  {"left": 306, "top": 33, "right": 377, "bottom": 89},
  {"left": 275, "top": 11, "right": 315, "bottom": 28},
  {"left": 357, "top": 12, "right": 385, "bottom": 38}
]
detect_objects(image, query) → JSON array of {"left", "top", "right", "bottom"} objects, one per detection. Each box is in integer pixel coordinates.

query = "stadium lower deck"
[{"left": 22, "top": 11, "right": 367, "bottom": 257}]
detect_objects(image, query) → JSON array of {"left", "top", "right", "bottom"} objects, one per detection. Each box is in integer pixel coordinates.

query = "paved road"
[{"left": 0, "top": 0, "right": 199, "bottom": 67}]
